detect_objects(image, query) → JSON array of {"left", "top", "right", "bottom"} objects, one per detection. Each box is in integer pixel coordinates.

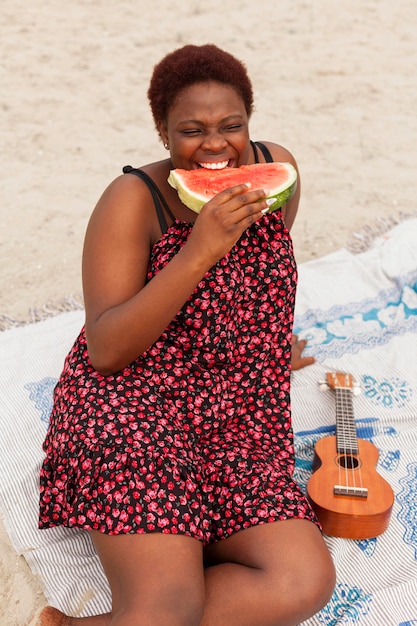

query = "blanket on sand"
[{"left": 1, "top": 219, "right": 416, "bottom": 624}]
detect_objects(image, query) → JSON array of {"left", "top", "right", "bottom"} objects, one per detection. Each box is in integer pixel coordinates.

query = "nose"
[{"left": 201, "top": 130, "right": 227, "bottom": 151}]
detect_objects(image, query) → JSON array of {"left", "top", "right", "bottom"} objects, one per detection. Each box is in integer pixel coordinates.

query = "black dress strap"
[
  {"left": 251, "top": 141, "right": 274, "bottom": 163},
  {"left": 122, "top": 166, "right": 176, "bottom": 234}
]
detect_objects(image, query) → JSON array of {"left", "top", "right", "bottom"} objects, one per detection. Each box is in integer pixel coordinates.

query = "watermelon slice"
[{"left": 168, "top": 162, "right": 297, "bottom": 214}]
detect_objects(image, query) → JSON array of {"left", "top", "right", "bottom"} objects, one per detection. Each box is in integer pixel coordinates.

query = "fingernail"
[
  {"left": 245, "top": 182, "right": 252, "bottom": 189},
  {"left": 261, "top": 206, "right": 270, "bottom": 214},
  {"left": 265, "top": 198, "right": 275, "bottom": 206}
]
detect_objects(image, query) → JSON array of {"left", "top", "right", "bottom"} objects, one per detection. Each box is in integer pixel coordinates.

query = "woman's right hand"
[{"left": 185, "top": 183, "right": 271, "bottom": 266}]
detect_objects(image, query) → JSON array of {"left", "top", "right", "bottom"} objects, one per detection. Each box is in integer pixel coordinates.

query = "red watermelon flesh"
[{"left": 168, "top": 162, "right": 297, "bottom": 214}]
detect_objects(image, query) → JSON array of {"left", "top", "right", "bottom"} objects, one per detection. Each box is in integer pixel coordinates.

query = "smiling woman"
[{"left": 37, "top": 44, "right": 334, "bottom": 626}]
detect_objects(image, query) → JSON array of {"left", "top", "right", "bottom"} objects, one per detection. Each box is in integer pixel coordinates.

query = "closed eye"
[
  {"left": 182, "top": 129, "right": 203, "bottom": 136},
  {"left": 224, "top": 124, "right": 242, "bottom": 131}
]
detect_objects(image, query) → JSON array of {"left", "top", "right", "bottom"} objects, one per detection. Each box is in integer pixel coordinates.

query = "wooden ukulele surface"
[{"left": 306, "top": 372, "right": 394, "bottom": 539}]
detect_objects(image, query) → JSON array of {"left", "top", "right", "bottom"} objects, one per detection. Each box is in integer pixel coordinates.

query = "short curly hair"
[{"left": 147, "top": 44, "right": 254, "bottom": 128}]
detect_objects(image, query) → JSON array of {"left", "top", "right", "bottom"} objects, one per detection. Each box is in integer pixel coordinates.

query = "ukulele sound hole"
[{"left": 337, "top": 454, "right": 360, "bottom": 470}]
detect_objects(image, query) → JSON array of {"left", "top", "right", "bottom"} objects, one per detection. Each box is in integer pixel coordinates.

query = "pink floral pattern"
[{"left": 39, "top": 213, "right": 318, "bottom": 543}]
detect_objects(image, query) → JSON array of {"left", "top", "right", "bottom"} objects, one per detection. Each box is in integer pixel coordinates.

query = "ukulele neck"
[{"left": 335, "top": 387, "right": 359, "bottom": 455}]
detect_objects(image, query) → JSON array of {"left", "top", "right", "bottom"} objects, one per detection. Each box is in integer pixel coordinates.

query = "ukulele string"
[
  {"left": 342, "top": 389, "right": 354, "bottom": 490},
  {"left": 343, "top": 389, "right": 353, "bottom": 491},
  {"left": 338, "top": 389, "right": 350, "bottom": 491},
  {"left": 339, "top": 387, "right": 363, "bottom": 492}
]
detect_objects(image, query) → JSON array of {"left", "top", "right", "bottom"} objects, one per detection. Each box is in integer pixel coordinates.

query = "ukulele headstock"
[{"left": 318, "top": 372, "right": 361, "bottom": 396}]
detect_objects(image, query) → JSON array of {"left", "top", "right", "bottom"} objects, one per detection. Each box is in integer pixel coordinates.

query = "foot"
[{"left": 37, "top": 606, "right": 71, "bottom": 625}]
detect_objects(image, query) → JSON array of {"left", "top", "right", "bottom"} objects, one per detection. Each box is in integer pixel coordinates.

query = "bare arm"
[
  {"left": 257, "top": 142, "right": 301, "bottom": 231},
  {"left": 82, "top": 174, "right": 271, "bottom": 375},
  {"left": 256, "top": 143, "right": 316, "bottom": 371}
]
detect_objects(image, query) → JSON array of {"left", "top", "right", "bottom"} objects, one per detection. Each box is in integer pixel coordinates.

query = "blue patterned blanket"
[
  {"left": 0, "top": 219, "right": 416, "bottom": 624},
  {"left": 292, "top": 219, "right": 417, "bottom": 625}
]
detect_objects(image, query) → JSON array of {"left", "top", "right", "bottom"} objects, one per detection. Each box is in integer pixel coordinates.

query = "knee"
[
  {"left": 297, "top": 552, "right": 336, "bottom": 616},
  {"left": 271, "top": 548, "right": 335, "bottom": 623}
]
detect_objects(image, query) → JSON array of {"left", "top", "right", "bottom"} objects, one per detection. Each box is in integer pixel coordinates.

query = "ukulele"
[{"left": 306, "top": 372, "right": 394, "bottom": 539}]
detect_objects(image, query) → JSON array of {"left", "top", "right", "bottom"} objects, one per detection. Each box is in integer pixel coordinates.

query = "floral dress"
[{"left": 39, "top": 210, "right": 318, "bottom": 544}]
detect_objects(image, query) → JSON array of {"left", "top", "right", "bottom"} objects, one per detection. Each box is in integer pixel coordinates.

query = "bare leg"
[
  {"left": 37, "top": 532, "right": 204, "bottom": 626},
  {"left": 38, "top": 520, "right": 334, "bottom": 626},
  {"left": 95, "top": 532, "right": 205, "bottom": 625},
  {"left": 201, "top": 519, "right": 335, "bottom": 626}
]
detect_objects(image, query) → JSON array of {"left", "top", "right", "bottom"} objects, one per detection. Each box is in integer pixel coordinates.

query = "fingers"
[
  {"left": 190, "top": 184, "right": 270, "bottom": 264},
  {"left": 292, "top": 335, "right": 309, "bottom": 348},
  {"left": 291, "top": 355, "right": 316, "bottom": 371},
  {"left": 204, "top": 183, "right": 270, "bottom": 224},
  {"left": 221, "top": 183, "right": 268, "bottom": 210},
  {"left": 291, "top": 335, "right": 316, "bottom": 371}
]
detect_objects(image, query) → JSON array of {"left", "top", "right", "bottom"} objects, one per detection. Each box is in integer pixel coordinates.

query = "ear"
[{"left": 157, "top": 121, "right": 168, "bottom": 146}]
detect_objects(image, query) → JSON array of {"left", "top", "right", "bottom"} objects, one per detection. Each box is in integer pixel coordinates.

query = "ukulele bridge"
[{"left": 334, "top": 485, "right": 368, "bottom": 498}]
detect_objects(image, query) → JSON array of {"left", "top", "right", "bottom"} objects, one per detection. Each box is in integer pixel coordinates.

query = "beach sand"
[{"left": 1, "top": 0, "right": 416, "bottom": 622}]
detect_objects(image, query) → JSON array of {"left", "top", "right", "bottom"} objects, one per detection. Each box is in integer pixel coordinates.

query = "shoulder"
[
  {"left": 91, "top": 161, "right": 169, "bottom": 219},
  {"left": 255, "top": 141, "right": 298, "bottom": 169},
  {"left": 100, "top": 159, "right": 170, "bottom": 205},
  {"left": 88, "top": 160, "right": 171, "bottom": 240}
]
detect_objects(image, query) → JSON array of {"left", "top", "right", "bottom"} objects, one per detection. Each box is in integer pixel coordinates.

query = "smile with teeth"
[{"left": 198, "top": 160, "right": 229, "bottom": 170}]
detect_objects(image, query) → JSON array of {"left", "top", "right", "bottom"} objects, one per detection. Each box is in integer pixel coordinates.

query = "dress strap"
[
  {"left": 122, "top": 166, "right": 176, "bottom": 234},
  {"left": 251, "top": 141, "right": 274, "bottom": 163}
]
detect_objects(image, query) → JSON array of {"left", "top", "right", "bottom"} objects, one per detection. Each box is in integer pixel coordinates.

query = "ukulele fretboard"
[{"left": 335, "top": 388, "right": 359, "bottom": 455}]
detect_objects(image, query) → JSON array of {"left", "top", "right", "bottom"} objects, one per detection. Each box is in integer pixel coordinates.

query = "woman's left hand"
[{"left": 291, "top": 335, "right": 315, "bottom": 371}]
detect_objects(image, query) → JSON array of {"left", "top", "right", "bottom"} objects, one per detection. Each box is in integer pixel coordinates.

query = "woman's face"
[{"left": 159, "top": 81, "right": 251, "bottom": 171}]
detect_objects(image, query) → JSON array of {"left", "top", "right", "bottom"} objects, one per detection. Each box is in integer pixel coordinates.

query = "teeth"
[{"left": 199, "top": 161, "right": 229, "bottom": 170}]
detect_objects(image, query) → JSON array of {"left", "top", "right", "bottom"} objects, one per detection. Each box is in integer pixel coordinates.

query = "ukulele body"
[{"left": 307, "top": 435, "right": 394, "bottom": 539}]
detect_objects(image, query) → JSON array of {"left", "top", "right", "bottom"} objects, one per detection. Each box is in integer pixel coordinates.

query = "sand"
[{"left": 1, "top": 0, "right": 416, "bottom": 622}]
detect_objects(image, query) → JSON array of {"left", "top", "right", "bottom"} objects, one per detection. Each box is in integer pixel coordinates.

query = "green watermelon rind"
[
  {"left": 168, "top": 163, "right": 298, "bottom": 214},
  {"left": 263, "top": 180, "right": 298, "bottom": 213}
]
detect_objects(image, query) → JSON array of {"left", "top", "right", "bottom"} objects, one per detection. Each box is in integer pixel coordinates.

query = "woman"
[{"left": 38, "top": 44, "right": 334, "bottom": 626}]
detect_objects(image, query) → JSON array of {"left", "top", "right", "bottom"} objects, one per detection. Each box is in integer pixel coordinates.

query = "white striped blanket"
[{"left": 1, "top": 219, "right": 416, "bottom": 624}]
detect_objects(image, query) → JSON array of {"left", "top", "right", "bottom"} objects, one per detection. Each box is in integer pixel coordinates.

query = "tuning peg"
[{"left": 318, "top": 380, "right": 329, "bottom": 392}]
